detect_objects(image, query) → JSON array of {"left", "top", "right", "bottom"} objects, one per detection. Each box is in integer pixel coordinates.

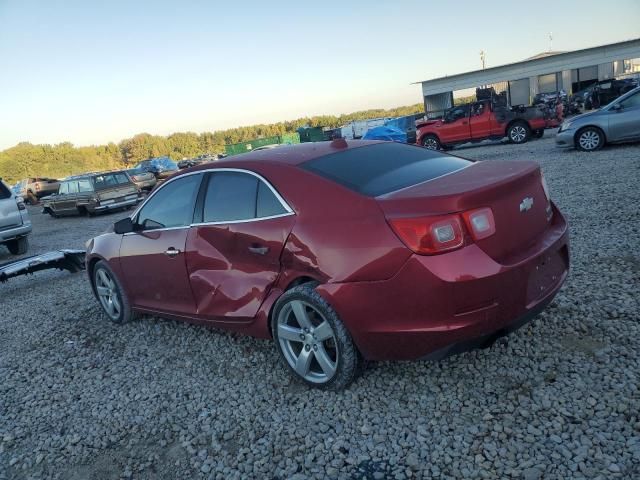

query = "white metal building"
[{"left": 415, "top": 38, "right": 640, "bottom": 117}]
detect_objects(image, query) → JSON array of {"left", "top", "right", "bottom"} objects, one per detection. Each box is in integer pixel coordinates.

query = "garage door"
[
  {"left": 538, "top": 73, "right": 558, "bottom": 93},
  {"left": 508, "top": 78, "right": 530, "bottom": 106}
]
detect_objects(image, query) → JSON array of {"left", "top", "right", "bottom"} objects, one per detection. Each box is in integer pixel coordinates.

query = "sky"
[{"left": 0, "top": 0, "right": 639, "bottom": 149}]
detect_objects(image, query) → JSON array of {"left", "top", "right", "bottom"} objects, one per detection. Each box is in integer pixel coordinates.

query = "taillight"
[
  {"left": 16, "top": 197, "right": 26, "bottom": 211},
  {"left": 462, "top": 207, "right": 496, "bottom": 241},
  {"left": 388, "top": 214, "right": 465, "bottom": 255},
  {"left": 541, "top": 173, "right": 553, "bottom": 221}
]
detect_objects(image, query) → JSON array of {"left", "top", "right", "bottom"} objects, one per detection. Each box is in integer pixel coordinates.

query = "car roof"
[{"left": 187, "top": 140, "right": 385, "bottom": 172}]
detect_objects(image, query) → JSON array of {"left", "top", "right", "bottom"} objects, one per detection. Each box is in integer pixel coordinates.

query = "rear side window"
[
  {"left": 301, "top": 143, "right": 472, "bottom": 196},
  {"left": 202, "top": 171, "right": 289, "bottom": 223},
  {"left": 0, "top": 182, "right": 11, "bottom": 199},
  {"left": 78, "top": 179, "right": 93, "bottom": 192},
  {"left": 203, "top": 172, "right": 258, "bottom": 222},
  {"left": 93, "top": 173, "right": 130, "bottom": 189}
]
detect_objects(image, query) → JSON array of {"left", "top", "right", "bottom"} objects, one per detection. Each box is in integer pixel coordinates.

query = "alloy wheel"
[
  {"left": 510, "top": 125, "right": 527, "bottom": 143},
  {"left": 579, "top": 130, "right": 600, "bottom": 150},
  {"left": 276, "top": 300, "right": 338, "bottom": 384},
  {"left": 95, "top": 269, "right": 121, "bottom": 320},
  {"left": 422, "top": 137, "right": 439, "bottom": 150}
]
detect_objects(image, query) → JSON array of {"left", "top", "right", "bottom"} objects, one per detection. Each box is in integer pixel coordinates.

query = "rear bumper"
[
  {"left": 555, "top": 130, "right": 575, "bottom": 148},
  {"left": 94, "top": 197, "right": 141, "bottom": 211},
  {"left": 317, "top": 206, "right": 569, "bottom": 361},
  {"left": 0, "top": 223, "right": 32, "bottom": 243}
]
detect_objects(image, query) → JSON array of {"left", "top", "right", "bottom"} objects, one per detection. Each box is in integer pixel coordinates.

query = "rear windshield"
[
  {"left": 92, "top": 172, "right": 131, "bottom": 189},
  {"left": 301, "top": 143, "right": 472, "bottom": 196},
  {"left": 0, "top": 182, "right": 11, "bottom": 199}
]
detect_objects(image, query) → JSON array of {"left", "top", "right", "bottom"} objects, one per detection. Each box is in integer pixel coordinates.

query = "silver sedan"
[{"left": 556, "top": 86, "right": 640, "bottom": 151}]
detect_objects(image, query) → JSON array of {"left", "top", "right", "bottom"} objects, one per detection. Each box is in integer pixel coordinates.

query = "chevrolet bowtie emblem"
[{"left": 520, "top": 197, "right": 534, "bottom": 212}]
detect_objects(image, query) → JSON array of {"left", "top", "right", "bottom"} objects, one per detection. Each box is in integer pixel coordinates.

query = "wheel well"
[
  {"left": 506, "top": 119, "right": 529, "bottom": 131},
  {"left": 87, "top": 257, "right": 101, "bottom": 288},
  {"left": 267, "top": 276, "right": 319, "bottom": 337},
  {"left": 420, "top": 132, "right": 440, "bottom": 144},
  {"left": 574, "top": 125, "right": 606, "bottom": 144}
]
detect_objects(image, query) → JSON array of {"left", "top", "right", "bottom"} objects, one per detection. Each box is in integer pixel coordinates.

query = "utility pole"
[
  {"left": 480, "top": 50, "right": 486, "bottom": 70},
  {"left": 549, "top": 32, "right": 553, "bottom": 52}
]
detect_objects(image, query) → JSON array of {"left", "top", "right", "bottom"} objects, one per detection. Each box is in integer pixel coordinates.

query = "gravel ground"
[{"left": 1, "top": 131, "right": 639, "bottom": 480}]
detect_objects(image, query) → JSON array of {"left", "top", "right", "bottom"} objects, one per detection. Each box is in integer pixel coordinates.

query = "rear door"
[
  {"left": 608, "top": 90, "right": 640, "bottom": 141},
  {"left": 119, "top": 173, "right": 203, "bottom": 314},
  {"left": 0, "top": 183, "right": 22, "bottom": 230},
  {"left": 52, "top": 181, "right": 78, "bottom": 213},
  {"left": 185, "top": 170, "right": 295, "bottom": 320}
]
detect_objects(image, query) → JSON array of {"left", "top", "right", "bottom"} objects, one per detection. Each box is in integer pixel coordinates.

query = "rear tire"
[
  {"left": 421, "top": 134, "right": 441, "bottom": 150},
  {"left": 93, "top": 261, "right": 134, "bottom": 324},
  {"left": 27, "top": 191, "right": 38, "bottom": 205},
  {"left": 272, "top": 284, "right": 362, "bottom": 390},
  {"left": 575, "top": 127, "right": 604, "bottom": 151},
  {"left": 507, "top": 122, "right": 530, "bottom": 144},
  {"left": 6, "top": 236, "right": 29, "bottom": 255},
  {"left": 533, "top": 129, "right": 544, "bottom": 139}
]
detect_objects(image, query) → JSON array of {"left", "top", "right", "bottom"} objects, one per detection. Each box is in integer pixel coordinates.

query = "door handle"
[
  {"left": 165, "top": 247, "right": 181, "bottom": 257},
  {"left": 248, "top": 245, "right": 269, "bottom": 255}
]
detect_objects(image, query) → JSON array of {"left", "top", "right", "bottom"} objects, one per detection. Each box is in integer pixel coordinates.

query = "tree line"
[{"left": 0, "top": 103, "right": 424, "bottom": 184}]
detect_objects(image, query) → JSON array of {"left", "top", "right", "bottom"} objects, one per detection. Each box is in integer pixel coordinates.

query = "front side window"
[
  {"left": 619, "top": 91, "right": 640, "bottom": 109},
  {"left": 137, "top": 174, "right": 202, "bottom": 229},
  {"left": 202, "top": 171, "right": 288, "bottom": 223}
]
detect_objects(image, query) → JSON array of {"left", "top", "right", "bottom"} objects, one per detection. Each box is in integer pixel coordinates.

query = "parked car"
[
  {"left": 416, "top": 99, "right": 550, "bottom": 149},
  {"left": 132, "top": 156, "right": 178, "bottom": 181},
  {"left": 42, "top": 171, "right": 142, "bottom": 217},
  {"left": 177, "top": 154, "right": 218, "bottom": 169},
  {"left": 86, "top": 140, "right": 569, "bottom": 390},
  {"left": 572, "top": 78, "right": 639, "bottom": 110},
  {"left": 14, "top": 177, "right": 60, "bottom": 204},
  {"left": 0, "top": 180, "right": 31, "bottom": 255},
  {"left": 555, "top": 86, "right": 640, "bottom": 151},
  {"left": 126, "top": 168, "right": 157, "bottom": 191}
]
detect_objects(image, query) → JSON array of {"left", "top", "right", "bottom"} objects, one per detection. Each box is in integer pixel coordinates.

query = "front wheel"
[
  {"left": 93, "top": 261, "right": 134, "bottom": 324},
  {"left": 576, "top": 127, "right": 604, "bottom": 151},
  {"left": 421, "top": 134, "right": 441, "bottom": 150},
  {"left": 507, "top": 122, "right": 530, "bottom": 144},
  {"left": 272, "top": 285, "right": 362, "bottom": 390}
]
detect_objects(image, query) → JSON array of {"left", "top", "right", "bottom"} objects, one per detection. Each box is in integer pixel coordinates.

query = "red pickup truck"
[{"left": 416, "top": 100, "right": 549, "bottom": 150}]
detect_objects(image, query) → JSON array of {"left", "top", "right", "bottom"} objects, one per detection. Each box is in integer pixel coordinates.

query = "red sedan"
[{"left": 86, "top": 140, "right": 569, "bottom": 390}]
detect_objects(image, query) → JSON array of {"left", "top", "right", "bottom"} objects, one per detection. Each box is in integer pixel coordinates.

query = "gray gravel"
[{"left": 1, "top": 131, "right": 639, "bottom": 480}]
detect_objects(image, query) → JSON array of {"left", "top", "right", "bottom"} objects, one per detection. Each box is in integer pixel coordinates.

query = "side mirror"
[{"left": 114, "top": 217, "right": 135, "bottom": 234}]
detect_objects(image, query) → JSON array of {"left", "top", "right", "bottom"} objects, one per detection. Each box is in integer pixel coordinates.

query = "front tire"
[
  {"left": 507, "top": 122, "right": 530, "bottom": 144},
  {"left": 272, "top": 285, "right": 361, "bottom": 390},
  {"left": 576, "top": 127, "right": 604, "bottom": 151},
  {"left": 6, "top": 236, "right": 29, "bottom": 255},
  {"left": 421, "top": 134, "right": 441, "bottom": 150},
  {"left": 93, "top": 261, "right": 134, "bottom": 324}
]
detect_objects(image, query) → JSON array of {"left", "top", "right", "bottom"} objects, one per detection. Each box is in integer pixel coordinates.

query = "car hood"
[{"left": 566, "top": 110, "right": 603, "bottom": 123}]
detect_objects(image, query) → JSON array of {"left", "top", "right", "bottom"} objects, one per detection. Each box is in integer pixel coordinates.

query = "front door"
[
  {"left": 469, "top": 102, "right": 491, "bottom": 139},
  {"left": 51, "top": 181, "right": 78, "bottom": 214},
  {"left": 185, "top": 170, "right": 295, "bottom": 320},
  {"left": 439, "top": 105, "right": 471, "bottom": 143},
  {"left": 608, "top": 91, "right": 640, "bottom": 142},
  {"left": 119, "top": 173, "right": 203, "bottom": 315}
]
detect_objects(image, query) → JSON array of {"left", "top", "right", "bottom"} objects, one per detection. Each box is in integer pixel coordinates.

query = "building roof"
[{"left": 415, "top": 38, "right": 640, "bottom": 96}]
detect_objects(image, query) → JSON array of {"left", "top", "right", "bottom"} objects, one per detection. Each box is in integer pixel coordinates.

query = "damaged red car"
[{"left": 86, "top": 140, "right": 569, "bottom": 390}]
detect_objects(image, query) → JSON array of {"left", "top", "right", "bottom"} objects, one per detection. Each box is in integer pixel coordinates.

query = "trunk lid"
[{"left": 377, "top": 160, "right": 551, "bottom": 263}]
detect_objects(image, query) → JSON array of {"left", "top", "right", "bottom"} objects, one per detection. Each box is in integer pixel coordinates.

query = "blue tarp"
[
  {"left": 362, "top": 125, "right": 407, "bottom": 143},
  {"left": 384, "top": 115, "right": 415, "bottom": 132}
]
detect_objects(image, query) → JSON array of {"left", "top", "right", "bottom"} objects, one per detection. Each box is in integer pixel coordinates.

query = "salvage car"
[
  {"left": 14, "top": 177, "right": 60, "bottom": 204},
  {"left": 126, "top": 168, "right": 157, "bottom": 191},
  {"left": 132, "top": 156, "right": 178, "bottom": 182},
  {"left": 556, "top": 86, "right": 640, "bottom": 151},
  {"left": 42, "top": 171, "right": 142, "bottom": 217},
  {"left": 86, "top": 140, "right": 569, "bottom": 390},
  {"left": 417, "top": 99, "right": 549, "bottom": 149},
  {"left": 0, "top": 180, "right": 31, "bottom": 255}
]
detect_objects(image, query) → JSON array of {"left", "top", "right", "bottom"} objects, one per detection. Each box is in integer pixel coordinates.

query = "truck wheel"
[
  {"left": 421, "top": 134, "right": 441, "bottom": 150},
  {"left": 6, "top": 236, "right": 29, "bottom": 255},
  {"left": 576, "top": 127, "right": 604, "bottom": 151},
  {"left": 533, "top": 129, "right": 544, "bottom": 139},
  {"left": 507, "top": 122, "right": 530, "bottom": 144}
]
